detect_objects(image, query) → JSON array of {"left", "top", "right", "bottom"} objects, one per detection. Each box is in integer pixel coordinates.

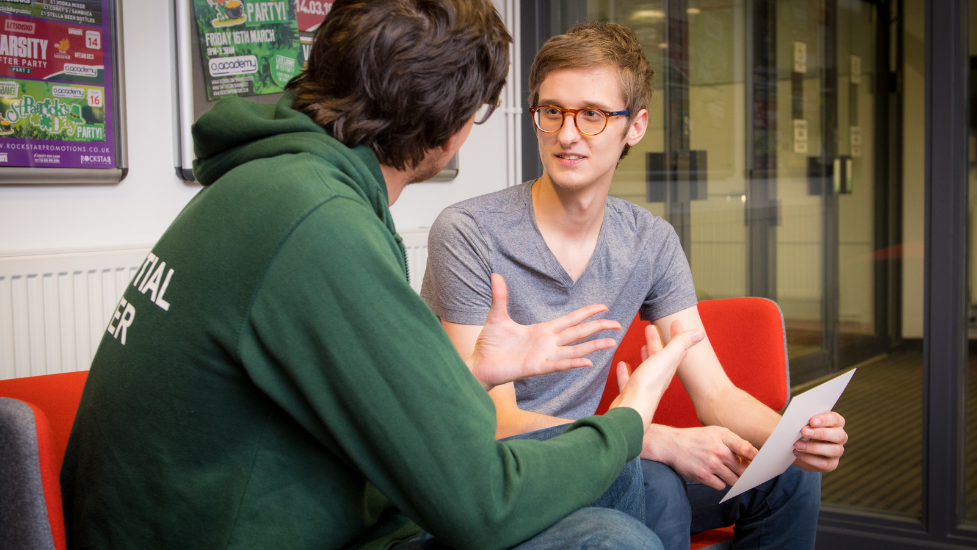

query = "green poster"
[
  {"left": 1, "top": 79, "right": 107, "bottom": 142},
  {"left": 192, "top": 0, "right": 301, "bottom": 101}
]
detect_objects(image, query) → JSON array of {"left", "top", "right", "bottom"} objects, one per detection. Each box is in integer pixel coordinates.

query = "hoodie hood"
[{"left": 191, "top": 91, "right": 397, "bottom": 239}]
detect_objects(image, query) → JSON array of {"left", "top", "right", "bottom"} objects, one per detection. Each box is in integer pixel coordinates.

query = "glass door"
[
  {"left": 548, "top": 0, "right": 922, "bottom": 523},
  {"left": 566, "top": 0, "right": 881, "bottom": 386}
]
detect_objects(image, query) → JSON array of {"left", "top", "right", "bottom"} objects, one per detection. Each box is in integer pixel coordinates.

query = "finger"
[
  {"left": 810, "top": 411, "right": 845, "bottom": 429},
  {"left": 645, "top": 324, "right": 663, "bottom": 353},
  {"left": 485, "top": 274, "right": 510, "bottom": 324},
  {"left": 698, "top": 474, "right": 728, "bottom": 492},
  {"left": 801, "top": 425, "right": 849, "bottom": 445},
  {"left": 657, "top": 329, "right": 704, "bottom": 359},
  {"left": 555, "top": 338, "right": 619, "bottom": 359},
  {"left": 715, "top": 465, "right": 740, "bottom": 488},
  {"left": 615, "top": 361, "right": 631, "bottom": 393},
  {"left": 534, "top": 357, "right": 594, "bottom": 375},
  {"left": 723, "top": 432, "right": 759, "bottom": 461},
  {"left": 668, "top": 319, "right": 687, "bottom": 341},
  {"left": 792, "top": 450, "right": 839, "bottom": 472},
  {"left": 549, "top": 303, "right": 611, "bottom": 332},
  {"left": 793, "top": 439, "right": 845, "bottom": 459},
  {"left": 555, "top": 319, "right": 622, "bottom": 346},
  {"left": 640, "top": 344, "right": 648, "bottom": 363}
]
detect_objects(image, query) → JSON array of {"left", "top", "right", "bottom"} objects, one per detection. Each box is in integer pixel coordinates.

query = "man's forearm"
[
  {"left": 495, "top": 405, "right": 573, "bottom": 439},
  {"left": 699, "top": 385, "right": 780, "bottom": 448}
]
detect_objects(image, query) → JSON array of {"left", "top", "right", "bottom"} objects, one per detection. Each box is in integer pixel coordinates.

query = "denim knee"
[
  {"left": 561, "top": 508, "right": 663, "bottom": 550},
  {"left": 641, "top": 459, "right": 691, "bottom": 522},
  {"left": 590, "top": 457, "right": 645, "bottom": 521},
  {"left": 773, "top": 465, "right": 821, "bottom": 514}
]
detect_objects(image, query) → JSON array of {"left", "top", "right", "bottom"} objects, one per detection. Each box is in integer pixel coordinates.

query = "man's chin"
[{"left": 408, "top": 156, "right": 450, "bottom": 184}]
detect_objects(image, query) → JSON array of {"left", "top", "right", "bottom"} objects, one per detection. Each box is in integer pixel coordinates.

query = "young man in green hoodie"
[{"left": 60, "top": 1, "right": 705, "bottom": 549}]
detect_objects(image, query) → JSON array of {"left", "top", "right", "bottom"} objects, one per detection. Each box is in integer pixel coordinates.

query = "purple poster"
[{"left": 0, "top": 0, "right": 118, "bottom": 170}]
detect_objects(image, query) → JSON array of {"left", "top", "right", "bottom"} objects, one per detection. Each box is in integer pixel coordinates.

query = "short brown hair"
[
  {"left": 528, "top": 21, "right": 653, "bottom": 158},
  {"left": 288, "top": 0, "right": 511, "bottom": 170}
]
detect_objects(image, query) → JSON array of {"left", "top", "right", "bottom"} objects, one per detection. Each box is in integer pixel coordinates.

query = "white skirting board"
[{"left": 0, "top": 229, "right": 431, "bottom": 380}]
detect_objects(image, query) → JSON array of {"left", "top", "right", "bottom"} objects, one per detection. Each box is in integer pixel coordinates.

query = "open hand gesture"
[
  {"left": 468, "top": 274, "right": 622, "bottom": 391},
  {"left": 609, "top": 322, "right": 704, "bottom": 427}
]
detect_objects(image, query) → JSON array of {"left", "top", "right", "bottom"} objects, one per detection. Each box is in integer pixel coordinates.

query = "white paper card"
[{"left": 719, "top": 368, "right": 856, "bottom": 503}]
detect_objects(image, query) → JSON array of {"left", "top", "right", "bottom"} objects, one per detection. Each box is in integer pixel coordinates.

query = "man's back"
[
  {"left": 61, "top": 94, "right": 648, "bottom": 550},
  {"left": 61, "top": 94, "right": 427, "bottom": 549}
]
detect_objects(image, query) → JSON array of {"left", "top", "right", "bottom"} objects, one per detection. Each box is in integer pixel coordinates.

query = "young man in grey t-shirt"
[{"left": 422, "top": 21, "right": 850, "bottom": 549}]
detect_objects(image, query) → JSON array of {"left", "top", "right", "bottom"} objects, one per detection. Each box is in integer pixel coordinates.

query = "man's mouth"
[{"left": 556, "top": 153, "right": 586, "bottom": 161}]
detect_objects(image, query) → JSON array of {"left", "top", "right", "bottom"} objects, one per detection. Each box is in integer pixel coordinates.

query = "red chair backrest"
[
  {"left": 0, "top": 370, "right": 89, "bottom": 476},
  {"left": 594, "top": 298, "right": 790, "bottom": 425}
]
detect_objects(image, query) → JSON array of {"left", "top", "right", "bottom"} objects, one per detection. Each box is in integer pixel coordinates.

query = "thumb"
[
  {"left": 486, "top": 273, "right": 510, "bottom": 324},
  {"left": 615, "top": 361, "right": 631, "bottom": 393}
]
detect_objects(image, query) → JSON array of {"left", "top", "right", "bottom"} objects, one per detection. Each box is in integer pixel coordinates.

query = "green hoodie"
[{"left": 61, "top": 92, "right": 644, "bottom": 550}]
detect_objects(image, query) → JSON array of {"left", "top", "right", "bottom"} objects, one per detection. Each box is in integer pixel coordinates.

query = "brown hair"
[
  {"left": 528, "top": 21, "right": 653, "bottom": 158},
  {"left": 287, "top": 0, "right": 511, "bottom": 170}
]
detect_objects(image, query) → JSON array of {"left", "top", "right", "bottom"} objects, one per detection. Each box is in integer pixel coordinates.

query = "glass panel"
[
  {"left": 560, "top": 0, "right": 923, "bottom": 519},
  {"left": 966, "top": 0, "right": 977, "bottom": 526},
  {"left": 775, "top": 0, "right": 826, "bottom": 374}
]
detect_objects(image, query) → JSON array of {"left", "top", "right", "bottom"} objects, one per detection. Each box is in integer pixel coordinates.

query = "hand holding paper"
[{"left": 720, "top": 369, "right": 856, "bottom": 503}]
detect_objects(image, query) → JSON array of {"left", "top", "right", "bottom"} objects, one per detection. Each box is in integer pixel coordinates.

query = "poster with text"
[
  {"left": 296, "top": 0, "right": 331, "bottom": 32},
  {"left": 192, "top": 0, "right": 301, "bottom": 101},
  {"left": 0, "top": 0, "right": 117, "bottom": 169}
]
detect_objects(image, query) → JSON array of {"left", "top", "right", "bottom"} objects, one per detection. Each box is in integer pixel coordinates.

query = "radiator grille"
[{"left": 0, "top": 231, "right": 432, "bottom": 380}]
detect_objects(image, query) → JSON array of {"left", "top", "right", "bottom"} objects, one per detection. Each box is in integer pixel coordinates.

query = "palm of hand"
[{"left": 466, "top": 274, "right": 620, "bottom": 391}]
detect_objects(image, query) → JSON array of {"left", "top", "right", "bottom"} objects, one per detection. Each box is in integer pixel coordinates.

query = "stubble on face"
[{"left": 406, "top": 148, "right": 451, "bottom": 184}]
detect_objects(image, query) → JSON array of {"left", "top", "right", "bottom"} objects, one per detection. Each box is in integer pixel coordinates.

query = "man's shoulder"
[
  {"left": 603, "top": 195, "right": 672, "bottom": 239},
  {"left": 432, "top": 181, "right": 531, "bottom": 239},
  {"left": 445, "top": 181, "right": 530, "bottom": 217}
]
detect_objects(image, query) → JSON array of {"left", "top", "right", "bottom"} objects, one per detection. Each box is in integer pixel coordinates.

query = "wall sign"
[
  {"left": 0, "top": 0, "right": 127, "bottom": 184},
  {"left": 191, "top": 0, "right": 301, "bottom": 101}
]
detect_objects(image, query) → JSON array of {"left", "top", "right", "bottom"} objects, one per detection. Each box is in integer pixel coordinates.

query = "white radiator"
[
  {"left": 400, "top": 228, "right": 430, "bottom": 294},
  {"left": 0, "top": 246, "right": 152, "bottom": 380},
  {"left": 0, "top": 229, "right": 431, "bottom": 380}
]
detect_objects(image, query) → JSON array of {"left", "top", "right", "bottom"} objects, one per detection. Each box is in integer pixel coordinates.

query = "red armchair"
[{"left": 595, "top": 297, "right": 791, "bottom": 550}]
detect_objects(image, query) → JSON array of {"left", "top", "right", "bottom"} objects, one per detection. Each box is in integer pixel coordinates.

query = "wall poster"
[
  {"left": 174, "top": 0, "right": 455, "bottom": 182},
  {"left": 0, "top": 0, "right": 127, "bottom": 184},
  {"left": 191, "top": 0, "right": 301, "bottom": 101}
]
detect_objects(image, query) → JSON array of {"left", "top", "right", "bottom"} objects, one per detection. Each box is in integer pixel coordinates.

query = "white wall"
[{"left": 0, "top": 0, "right": 517, "bottom": 255}]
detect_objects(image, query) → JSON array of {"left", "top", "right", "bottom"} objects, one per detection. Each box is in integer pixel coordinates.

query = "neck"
[
  {"left": 532, "top": 173, "right": 609, "bottom": 240},
  {"left": 380, "top": 164, "right": 409, "bottom": 206}
]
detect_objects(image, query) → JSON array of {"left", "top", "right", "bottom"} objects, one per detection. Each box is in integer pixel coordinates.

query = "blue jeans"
[
  {"left": 641, "top": 460, "right": 822, "bottom": 550},
  {"left": 395, "top": 424, "right": 659, "bottom": 549}
]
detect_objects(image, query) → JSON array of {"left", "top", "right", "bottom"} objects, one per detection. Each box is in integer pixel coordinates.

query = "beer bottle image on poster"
[
  {"left": 0, "top": 0, "right": 127, "bottom": 181},
  {"left": 192, "top": 0, "right": 301, "bottom": 101}
]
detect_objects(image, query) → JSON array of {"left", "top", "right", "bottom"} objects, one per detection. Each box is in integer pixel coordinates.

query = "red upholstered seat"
[
  {"left": 0, "top": 371, "right": 89, "bottom": 470},
  {"left": 595, "top": 298, "right": 790, "bottom": 550},
  {"left": 0, "top": 370, "right": 89, "bottom": 550}
]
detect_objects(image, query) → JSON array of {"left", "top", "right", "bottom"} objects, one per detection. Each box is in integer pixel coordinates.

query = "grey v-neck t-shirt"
[{"left": 420, "top": 180, "right": 698, "bottom": 421}]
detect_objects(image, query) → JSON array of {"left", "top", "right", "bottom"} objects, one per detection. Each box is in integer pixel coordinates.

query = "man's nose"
[{"left": 558, "top": 112, "right": 581, "bottom": 144}]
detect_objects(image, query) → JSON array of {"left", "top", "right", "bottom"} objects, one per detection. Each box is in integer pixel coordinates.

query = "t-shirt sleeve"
[
  {"left": 639, "top": 221, "right": 699, "bottom": 321},
  {"left": 420, "top": 206, "right": 494, "bottom": 325},
  {"left": 240, "top": 199, "right": 644, "bottom": 550}
]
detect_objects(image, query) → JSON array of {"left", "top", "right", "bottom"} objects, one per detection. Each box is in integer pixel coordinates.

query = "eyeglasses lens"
[{"left": 534, "top": 107, "right": 607, "bottom": 135}]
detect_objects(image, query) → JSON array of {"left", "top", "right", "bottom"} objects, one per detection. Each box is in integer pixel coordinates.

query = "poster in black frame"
[
  {"left": 0, "top": 0, "right": 128, "bottom": 185},
  {"left": 172, "top": 0, "right": 457, "bottom": 184}
]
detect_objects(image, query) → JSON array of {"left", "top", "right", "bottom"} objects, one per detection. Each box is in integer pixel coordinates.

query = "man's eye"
[
  {"left": 582, "top": 109, "right": 601, "bottom": 118},
  {"left": 543, "top": 107, "right": 562, "bottom": 116}
]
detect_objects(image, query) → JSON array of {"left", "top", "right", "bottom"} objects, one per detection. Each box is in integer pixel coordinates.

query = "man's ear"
[
  {"left": 626, "top": 108, "right": 649, "bottom": 146},
  {"left": 441, "top": 127, "right": 465, "bottom": 153}
]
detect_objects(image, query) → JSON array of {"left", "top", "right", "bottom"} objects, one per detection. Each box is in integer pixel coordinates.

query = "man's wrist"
[{"left": 642, "top": 423, "right": 678, "bottom": 464}]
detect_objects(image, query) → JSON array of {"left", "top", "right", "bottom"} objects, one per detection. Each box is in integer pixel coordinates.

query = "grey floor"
[{"left": 816, "top": 350, "right": 977, "bottom": 522}]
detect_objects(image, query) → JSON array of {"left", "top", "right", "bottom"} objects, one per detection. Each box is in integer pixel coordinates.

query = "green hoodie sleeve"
[{"left": 239, "top": 195, "right": 644, "bottom": 550}]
